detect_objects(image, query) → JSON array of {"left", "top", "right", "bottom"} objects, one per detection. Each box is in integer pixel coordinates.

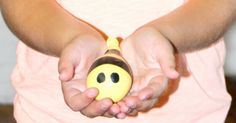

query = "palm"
[
  {"left": 114, "top": 27, "right": 178, "bottom": 117},
  {"left": 61, "top": 37, "right": 106, "bottom": 92},
  {"left": 121, "top": 37, "right": 167, "bottom": 98},
  {"left": 64, "top": 49, "right": 100, "bottom": 94}
]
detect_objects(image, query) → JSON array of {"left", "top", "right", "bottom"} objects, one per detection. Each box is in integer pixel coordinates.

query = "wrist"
[
  {"left": 140, "top": 25, "right": 177, "bottom": 54},
  {"left": 60, "top": 33, "right": 106, "bottom": 57},
  {"left": 154, "top": 26, "right": 177, "bottom": 54}
]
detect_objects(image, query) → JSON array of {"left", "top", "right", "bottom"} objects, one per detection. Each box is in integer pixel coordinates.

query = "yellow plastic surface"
[
  {"left": 106, "top": 37, "right": 121, "bottom": 51},
  {"left": 87, "top": 64, "right": 132, "bottom": 102}
]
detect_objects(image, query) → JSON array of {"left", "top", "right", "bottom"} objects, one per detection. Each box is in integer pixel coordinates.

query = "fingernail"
[
  {"left": 139, "top": 95, "right": 147, "bottom": 101},
  {"left": 121, "top": 106, "right": 129, "bottom": 113},
  {"left": 87, "top": 89, "right": 97, "bottom": 98},
  {"left": 101, "top": 101, "right": 111, "bottom": 110},
  {"left": 169, "top": 69, "right": 179, "bottom": 79},
  {"left": 173, "top": 71, "right": 179, "bottom": 77},
  {"left": 111, "top": 108, "right": 120, "bottom": 115},
  {"left": 117, "top": 113, "right": 126, "bottom": 119},
  {"left": 101, "top": 104, "right": 109, "bottom": 110},
  {"left": 59, "top": 72, "right": 66, "bottom": 81}
]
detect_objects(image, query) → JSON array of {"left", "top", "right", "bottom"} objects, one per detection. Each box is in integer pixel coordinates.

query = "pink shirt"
[{"left": 12, "top": 0, "right": 231, "bottom": 122}]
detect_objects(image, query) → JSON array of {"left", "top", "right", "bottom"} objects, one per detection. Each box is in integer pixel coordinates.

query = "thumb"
[
  {"left": 58, "top": 51, "right": 79, "bottom": 82},
  {"left": 154, "top": 36, "right": 179, "bottom": 79},
  {"left": 158, "top": 51, "right": 179, "bottom": 79}
]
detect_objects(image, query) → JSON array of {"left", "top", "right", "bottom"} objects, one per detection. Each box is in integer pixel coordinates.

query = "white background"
[{"left": 0, "top": 13, "right": 236, "bottom": 104}]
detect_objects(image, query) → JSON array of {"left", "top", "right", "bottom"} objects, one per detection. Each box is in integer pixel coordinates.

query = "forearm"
[
  {"left": 151, "top": 0, "right": 236, "bottom": 53},
  {"left": 0, "top": 0, "right": 100, "bottom": 56}
]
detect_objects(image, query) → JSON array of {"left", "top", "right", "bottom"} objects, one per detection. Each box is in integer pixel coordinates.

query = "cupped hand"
[
  {"left": 116, "top": 26, "right": 179, "bottom": 118},
  {"left": 58, "top": 34, "right": 121, "bottom": 118}
]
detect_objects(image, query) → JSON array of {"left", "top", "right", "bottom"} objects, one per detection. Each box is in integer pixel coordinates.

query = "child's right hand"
[
  {"left": 58, "top": 34, "right": 120, "bottom": 118},
  {"left": 116, "top": 26, "right": 179, "bottom": 118}
]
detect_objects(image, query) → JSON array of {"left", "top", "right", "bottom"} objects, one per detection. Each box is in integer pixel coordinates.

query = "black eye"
[
  {"left": 97, "top": 72, "right": 105, "bottom": 83},
  {"left": 111, "top": 72, "right": 119, "bottom": 83}
]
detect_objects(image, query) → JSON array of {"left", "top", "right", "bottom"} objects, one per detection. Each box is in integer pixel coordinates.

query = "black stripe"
[{"left": 88, "top": 56, "right": 132, "bottom": 75}]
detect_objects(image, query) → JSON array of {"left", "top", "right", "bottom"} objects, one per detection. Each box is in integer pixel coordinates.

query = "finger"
[
  {"left": 123, "top": 96, "right": 141, "bottom": 110},
  {"left": 103, "top": 112, "right": 114, "bottom": 118},
  {"left": 80, "top": 98, "right": 113, "bottom": 118},
  {"left": 107, "top": 103, "right": 120, "bottom": 116},
  {"left": 127, "top": 109, "right": 138, "bottom": 116},
  {"left": 138, "top": 76, "right": 168, "bottom": 101},
  {"left": 137, "top": 87, "right": 153, "bottom": 101},
  {"left": 116, "top": 113, "right": 127, "bottom": 119},
  {"left": 102, "top": 103, "right": 120, "bottom": 118},
  {"left": 63, "top": 87, "right": 98, "bottom": 111},
  {"left": 136, "top": 98, "right": 158, "bottom": 112},
  {"left": 117, "top": 101, "right": 129, "bottom": 113}
]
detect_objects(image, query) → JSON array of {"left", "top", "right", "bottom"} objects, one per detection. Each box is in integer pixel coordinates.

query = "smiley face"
[{"left": 87, "top": 56, "right": 132, "bottom": 102}]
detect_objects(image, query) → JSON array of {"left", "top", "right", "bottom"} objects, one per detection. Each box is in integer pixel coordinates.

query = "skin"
[
  {"left": 1, "top": 0, "right": 236, "bottom": 119},
  {"left": 117, "top": 0, "right": 236, "bottom": 118},
  {"left": 0, "top": 0, "right": 116, "bottom": 118}
]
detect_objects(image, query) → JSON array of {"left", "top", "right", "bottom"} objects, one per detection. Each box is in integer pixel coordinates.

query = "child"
[{"left": 0, "top": 0, "right": 235, "bottom": 122}]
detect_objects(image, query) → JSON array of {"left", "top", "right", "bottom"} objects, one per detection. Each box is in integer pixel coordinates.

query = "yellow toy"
[{"left": 87, "top": 37, "right": 133, "bottom": 102}]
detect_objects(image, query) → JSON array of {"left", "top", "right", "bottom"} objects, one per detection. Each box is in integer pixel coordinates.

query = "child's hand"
[
  {"left": 117, "top": 26, "right": 179, "bottom": 118},
  {"left": 58, "top": 34, "right": 120, "bottom": 118}
]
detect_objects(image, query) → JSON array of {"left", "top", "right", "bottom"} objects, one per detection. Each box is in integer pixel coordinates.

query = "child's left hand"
[{"left": 116, "top": 26, "right": 179, "bottom": 118}]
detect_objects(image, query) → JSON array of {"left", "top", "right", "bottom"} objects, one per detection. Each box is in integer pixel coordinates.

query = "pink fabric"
[{"left": 12, "top": 0, "right": 231, "bottom": 122}]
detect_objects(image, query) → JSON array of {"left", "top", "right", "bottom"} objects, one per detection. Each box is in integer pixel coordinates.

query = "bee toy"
[{"left": 87, "top": 37, "right": 133, "bottom": 102}]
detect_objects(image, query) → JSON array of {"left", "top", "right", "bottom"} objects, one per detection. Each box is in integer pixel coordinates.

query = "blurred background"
[{"left": 0, "top": 12, "right": 236, "bottom": 122}]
